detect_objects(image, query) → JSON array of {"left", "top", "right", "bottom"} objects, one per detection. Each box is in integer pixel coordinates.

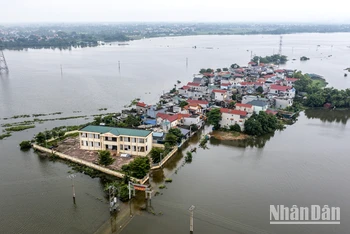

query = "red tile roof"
[
  {"left": 187, "top": 82, "right": 200, "bottom": 87},
  {"left": 270, "top": 84, "right": 290, "bottom": 91},
  {"left": 240, "top": 82, "right": 255, "bottom": 86},
  {"left": 236, "top": 103, "right": 253, "bottom": 108},
  {"left": 181, "top": 85, "right": 190, "bottom": 90},
  {"left": 220, "top": 108, "right": 247, "bottom": 116},
  {"left": 187, "top": 99, "right": 209, "bottom": 105},
  {"left": 266, "top": 109, "right": 278, "bottom": 115},
  {"left": 221, "top": 83, "right": 230, "bottom": 86},
  {"left": 275, "top": 69, "right": 285, "bottom": 73},
  {"left": 156, "top": 113, "right": 178, "bottom": 122},
  {"left": 264, "top": 74, "right": 276, "bottom": 79},
  {"left": 286, "top": 78, "right": 299, "bottom": 82},
  {"left": 212, "top": 89, "right": 227, "bottom": 93},
  {"left": 136, "top": 102, "right": 147, "bottom": 108},
  {"left": 248, "top": 62, "right": 256, "bottom": 65}
]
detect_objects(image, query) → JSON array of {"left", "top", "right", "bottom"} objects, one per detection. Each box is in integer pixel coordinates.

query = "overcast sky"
[{"left": 2, "top": 0, "right": 350, "bottom": 24}]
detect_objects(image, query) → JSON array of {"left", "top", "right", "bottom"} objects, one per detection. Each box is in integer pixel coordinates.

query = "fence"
[
  {"left": 32, "top": 144, "right": 144, "bottom": 184},
  {"left": 151, "top": 147, "right": 178, "bottom": 170}
]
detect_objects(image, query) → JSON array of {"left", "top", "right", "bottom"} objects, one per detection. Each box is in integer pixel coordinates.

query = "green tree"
[
  {"left": 123, "top": 157, "right": 150, "bottom": 179},
  {"left": 98, "top": 150, "right": 115, "bottom": 166},
  {"left": 222, "top": 68, "right": 229, "bottom": 71},
  {"left": 150, "top": 147, "right": 165, "bottom": 163},
  {"left": 228, "top": 101, "right": 236, "bottom": 109},
  {"left": 165, "top": 133, "right": 178, "bottom": 146},
  {"left": 216, "top": 68, "right": 222, "bottom": 72},
  {"left": 207, "top": 108, "right": 222, "bottom": 129},
  {"left": 168, "top": 128, "right": 183, "bottom": 144},
  {"left": 244, "top": 112, "right": 283, "bottom": 136},
  {"left": 229, "top": 124, "right": 241, "bottom": 132},
  {"left": 58, "top": 131, "right": 65, "bottom": 138},
  {"left": 118, "top": 184, "right": 130, "bottom": 202},
  {"left": 19, "top": 141, "right": 32, "bottom": 150},
  {"left": 190, "top": 124, "right": 198, "bottom": 132},
  {"left": 256, "top": 86, "right": 264, "bottom": 93},
  {"left": 35, "top": 132, "right": 46, "bottom": 144},
  {"left": 231, "top": 63, "right": 240, "bottom": 69},
  {"left": 93, "top": 116, "right": 102, "bottom": 125},
  {"left": 206, "top": 68, "right": 214, "bottom": 73},
  {"left": 179, "top": 101, "right": 189, "bottom": 108},
  {"left": 305, "top": 93, "right": 326, "bottom": 107},
  {"left": 294, "top": 73, "right": 312, "bottom": 92},
  {"left": 125, "top": 115, "right": 141, "bottom": 127},
  {"left": 199, "top": 68, "right": 206, "bottom": 74}
]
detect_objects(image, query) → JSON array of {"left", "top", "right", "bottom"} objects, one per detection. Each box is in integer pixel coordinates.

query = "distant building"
[
  {"left": 136, "top": 102, "right": 148, "bottom": 114},
  {"left": 79, "top": 125, "right": 152, "bottom": 157},
  {"left": 269, "top": 85, "right": 295, "bottom": 98},
  {"left": 235, "top": 103, "right": 254, "bottom": 114},
  {"left": 212, "top": 89, "right": 230, "bottom": 102},
  {"left": 275, "top": 98, "right": 293, "bottom": 109}
]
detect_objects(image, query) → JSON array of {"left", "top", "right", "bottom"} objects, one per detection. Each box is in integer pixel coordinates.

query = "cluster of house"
[{"left": 78, "top": 61, "right": 299, "bottom": 157}]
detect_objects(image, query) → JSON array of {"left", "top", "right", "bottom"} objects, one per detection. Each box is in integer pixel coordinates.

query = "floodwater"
[{"left": 0, "top": 33, "right": 350, "bottom": 233}]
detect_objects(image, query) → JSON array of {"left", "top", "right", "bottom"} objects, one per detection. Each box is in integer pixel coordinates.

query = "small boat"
[{"left": 345, "top": 73, "right": 348, "bottom": 77}]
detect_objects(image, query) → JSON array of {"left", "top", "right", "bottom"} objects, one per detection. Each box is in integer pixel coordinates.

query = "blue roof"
[
  {"left": 80, "top": 125, "right": 152, "bottom": 137},
  {"left": 153, "top": 132, "right": 164, "bottom": 138},
  {"left": 144, "top": 119, "right": 157, "bottom": 125},
  {"left": 178, "top": 128, "right": 190, "bottom": 135}
]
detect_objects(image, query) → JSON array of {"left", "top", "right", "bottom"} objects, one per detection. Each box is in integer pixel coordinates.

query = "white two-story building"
[
  {"left": 79, "top": 125, "right": 153, "bottom": 157},
  {"left": 219, "top": 108, "right": 248, "bottom": 130}
]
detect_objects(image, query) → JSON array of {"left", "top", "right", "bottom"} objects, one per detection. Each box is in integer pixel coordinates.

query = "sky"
[{"left": 2, "top": 0, "right": 350, "bottom": 24}]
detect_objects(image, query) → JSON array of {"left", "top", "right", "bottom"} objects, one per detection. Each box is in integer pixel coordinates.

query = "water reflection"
[{"left": 305, "top": 109, "right": 350, "bottom": 124}]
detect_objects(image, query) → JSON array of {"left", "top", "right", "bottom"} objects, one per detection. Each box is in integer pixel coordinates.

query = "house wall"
[
  {"left": 252, "top": 105, "right": 268, "bottom": 113},
  {"left": 214, "top": 92, "right": 226, "bottom": 101},
  {"left": 236, "top": 106, "right": 254, "bottom": 114},
  {"left": 275, "top": 98, "right": 293, "bottom": 109},
  {"left": 220, "top": 113, "right": 245, "bottom": 130},
  {"left": 136, "top": 106, "right": 148, "bottom": 114},
  {"left": 79, "top": 131, "right": 153, "bottom": 156},
  {"left": 183, "top": 116, "right": 201, "bottom": 126}
]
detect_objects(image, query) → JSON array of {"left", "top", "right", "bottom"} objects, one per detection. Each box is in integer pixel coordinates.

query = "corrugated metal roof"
[{"left": 80, "top": 125, "right": 152, "bottom": 137}]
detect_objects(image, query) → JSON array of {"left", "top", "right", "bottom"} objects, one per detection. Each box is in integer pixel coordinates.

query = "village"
[{"left": 25, "top": 58, "right": 302, "bottom": 204}]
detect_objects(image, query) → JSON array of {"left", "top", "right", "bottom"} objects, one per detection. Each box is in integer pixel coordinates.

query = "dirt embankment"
[{"left": 210, "top": 130, "right": 250, "bottom": 141}]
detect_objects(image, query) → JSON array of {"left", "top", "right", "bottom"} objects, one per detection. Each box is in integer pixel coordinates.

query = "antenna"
[
  {"left": 278, "top": 35, "right": 283, "bottom": 55},
  {"left": 0, "top": 49, "right": 9, "bottom": 73}
]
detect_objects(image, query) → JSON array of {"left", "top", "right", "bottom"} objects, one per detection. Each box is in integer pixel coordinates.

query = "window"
[
  {"left": 138, "top": 138, "right": 144, "bottom": 143},
  {"left": 119, "top": 136, "right": 123, "bottom": 141},
  {"left": 132, "top": 146, "right": 136, "bottom": 151},
  {"left": 81, "top": 141, "right": 84, "bottom": 145},
  {"left": 132, "top": 138, "right": 136, "bottom": 143},
  {"left": 90, "top": 142, "right": 94, "bottom": 147},
  {"left": 97, "top": 142, "right": 100, "bottom": 147},
  {"left": 120, "top": 144, "right": 123, "bottom": 149},
  {"left": 85, "top": 141, "right": 88, "bottom": 146}
]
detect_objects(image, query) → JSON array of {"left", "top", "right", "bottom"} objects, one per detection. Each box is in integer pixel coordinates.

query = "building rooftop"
[
  {"left": 220, "top": 108, "right": 247, "bottom": 116},
  {"left": 270, "top": 84, "right": 290, "bottom": 91},
  {"left": 236, "top": 103, "right": 253, "bottom": 108},
  {"left": 247, "top": 100, "right": 269, "bottom": 107},
  {"left": 80, "top": 125, "right": 152, "bottom": 137}
]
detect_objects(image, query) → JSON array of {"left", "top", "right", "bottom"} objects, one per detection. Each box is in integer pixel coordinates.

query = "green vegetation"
[
  {"left": 190, "top": 124, "right": 198, "bottom": 132},
  {"left": 11, "top": 114, "right": 31, "bottom": 119},
  {"left": 256, "top": 86, "right": 264, "bottom": 93},
  {"left": 98, "top": 108, "right": 108, "bottom": 111},
  {"left": 150, "top": 147, "right": 164, "bottom": 163},
  {"left": 0, "top": 133, "right": 11, "bottom": 140},
  {"left": 159, "top": 185, "right": 166, "bottom": 189},
  {"left": 5, "top": 125, "right": 35, "bottom": 132},
  {"left": 293, "top": 71, "right": 350, "bottom": 108},
  {"left": 32, "top": 112, "right": 62, "bottom": 117},
  {"left": 229, "top": 124, "right": 241, "bottom": 132},
  {"left": 300, "top": 56, "right": 310, "bottom": 61},
  {"left": 122, "top": 157, "right": 150, "bottom": 179},
  {"left": 19, "top": 141, "right": 32, "bottom": 150},
  {"left": 179, "top": 101, "right": 189, "bottom": 108},
  {"left": 231, "top": 63, "right": 240, "bottom": 69},
  {"left": 223, "top": 68, "right": 229, "bottom": 71},
  {"left": 165, "top": 178, "right": 173, "bottom": 183},
  {"left": 165, "top": 128, "right": 183, "bottom": 146},
  {"left": 207, "top": 108, "right": 222, "bottom": 129},
  {"left": 185, "top": 151, "right": 193, "bottom": 163},
  {"left": 98, "top": 150, "right": 115, "bottom": 166},
  {"left": 199, "top": 68, "right": 214, "bottom": 74},
  {"left": 244, "top": 111, "right": 284, "bottom": 136},
  {"left": 216, "top": 68, "right": 222, "bottom": 72},
  {"left": 252, "top": 54, "right": 288, "bottom": 64}
]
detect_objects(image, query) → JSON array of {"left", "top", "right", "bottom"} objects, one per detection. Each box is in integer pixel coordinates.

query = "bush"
[
  {"left": 165, "top": 178, "right": 173, "bottom": 183},
  {"left": 229, "top": 124, "right": 241, "bottom": 132},
  {"left": 19, "top": 141, "right": 32, "bottom": 150},
  {"left": 185, "top": 151, "right": 193, "bottom": 163},
  {"left": 122, "top": 157, "right": 150, "bottom": 179},
  {"left": 150, "top": 147, "right": 165, "bottom": 163},
  {"left": 98, "top": 150, "right": 115, "bottom": 166},
  {"left": 159, "top": 185, "right": 166, "bottom": 189}
]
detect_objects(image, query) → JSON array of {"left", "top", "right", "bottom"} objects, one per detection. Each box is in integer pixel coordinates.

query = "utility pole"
[
  {"left": 68, "top": 174, "right": 76, "bottom": 204},
  {"left": 186, "top": 57, "right": 188, "bottom": 68},
  {"left": 109, "top": 185, "right": 118, "bottom": 212},
  {"left": 189, "top": 205, "right": 195, "bottom": 234},
  {"left": 118, "top": 61, "right": 121, "bottom": 73},
  {"left": 0, "top": 49, "right": 9, "bottom": 73},
  {"left": 60, "top": 64, "right": 63, "bottom": 77},
  {"left": 278, "top": 35, "right": 283, "bottom": 55}
]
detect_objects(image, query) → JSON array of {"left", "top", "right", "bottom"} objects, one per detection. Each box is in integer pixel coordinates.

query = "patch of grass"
[
  {"left": 159, "top": 185, "right": 166, "bottom": 189},
  {"left": 232, "top": 131, "right": 240, "bottom": 137},
  {"left": 98, "top": 108, "right": 108, "bottom": 111},
  {"left": 0, "top": 133, "right": 11, "bottom": 140},
  {"left": 5, "top": 125, "right": 35, "bottom": 132},
  {"left": 165, "top": 178, "right": 173, "bottom": 183},
  {"left": 11, "top": 114, "right": 31, "bottom": 119}
]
